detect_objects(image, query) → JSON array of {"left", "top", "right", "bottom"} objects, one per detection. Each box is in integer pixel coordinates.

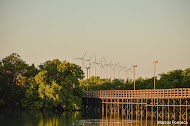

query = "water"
[{"left": 0, "top": 109, "right": 189, "bottom": 126}]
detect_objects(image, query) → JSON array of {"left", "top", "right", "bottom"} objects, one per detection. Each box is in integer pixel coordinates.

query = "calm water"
[{"left": 0, "top": 109, "right": 188, "bottom": 126}]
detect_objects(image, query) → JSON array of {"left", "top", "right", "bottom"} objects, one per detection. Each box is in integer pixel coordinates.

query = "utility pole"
[
  {"left": 153, "top": 61, "right": 158, "bottom": 89},
  {"left": 132, "top": 65, "right": 137, "bottom": 90}
]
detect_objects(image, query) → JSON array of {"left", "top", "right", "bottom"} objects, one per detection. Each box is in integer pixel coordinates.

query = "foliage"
[
  {"left": 79, "top": 76, "right": 110, "bottom": 91},
  {"left": 0, "top": 53, "right": 38, "bottom": 108},
  {"left": 21, "top": 59, "right": 84, "bottom": 110},
  {"left": 82, "top": 69, "right": 190, "bottom": 91}
]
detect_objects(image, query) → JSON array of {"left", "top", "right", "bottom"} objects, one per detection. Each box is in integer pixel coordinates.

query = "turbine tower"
[
  {"left": 97, "top": 57, "right": 104, "bottom": 79},
  {"left": 112, "top": 62, "right": 117, "bottom": 80},
  {"left": 109, "top": 60, "right": 112, "bottom": 81},
  {"left": 85, "top": 53, "right": 93, "bottom": 78},
  {"left": 124, "top": 65, "right": 127, "bottom": 81},
  {"left": 116, "top": 63, "right": 120, "bottom": 79},
  {"left": 125, "top": 67, "right": 132, "bottom": 82},
  {"left": 117, "top": 63, "right": 122, "bottom": 80},
  {"left": 103, "top": 57, "right": 107, "bottom": 79},
  {"left": 120, "top": 65, "right": 125, "bottom": 81},
  {"left": 94, "top": 54, "right": 96, "bottom": 77}
]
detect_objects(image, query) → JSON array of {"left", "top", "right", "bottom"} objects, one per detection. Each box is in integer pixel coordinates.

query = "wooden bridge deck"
[{"left": 83, "top": 88, "right": 190, "bottom": 99}]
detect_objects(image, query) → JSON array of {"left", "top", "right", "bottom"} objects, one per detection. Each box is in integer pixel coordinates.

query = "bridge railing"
[{"left": 83, "top": 88, "right": 190, "bottom": 99}]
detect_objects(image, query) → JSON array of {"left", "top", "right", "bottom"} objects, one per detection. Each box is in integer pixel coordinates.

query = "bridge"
[{"left": 83, "top": 88, "right": 190, "bottom": 124}]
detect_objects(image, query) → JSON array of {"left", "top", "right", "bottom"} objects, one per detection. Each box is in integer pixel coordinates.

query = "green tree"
[
  {"left": 0, "top": 53, "right": 36, "bottom": 108},
  {"left": 157, "top": 70, "right": 184, "bottom": 89},
  {"left": 181, "top": 68, "right": 190, "bottom": 88},
  {"left": 22, "top": 59, "right": 84, "bottom": 110}
]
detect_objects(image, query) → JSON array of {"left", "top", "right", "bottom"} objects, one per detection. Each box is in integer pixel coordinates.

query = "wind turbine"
[
  {"left": 119, "top": 65, "right": 125, "bottom": 80},
  {"left": 112, "top": 62, "right": 117, "bottom": 80},
  {"left": 115, "top": 63, "right": 119, "bottom": 79},
  {"left": 103, "top": 57, "right": 107, "bottom": 79},
  {"left": 120, "top": 65, "right": 125, "bottom": 80},
  {"left": 124, "top": 66, "right": 132, "bottom": 82},
  {"left": 116, "top": 63, "right": 122, "bottom": 80},
  {"left": 91, "top": 53, "right": 98, "bottom": 77},
  {"left": 123, "top": 65, "right": 127, "bottom": 81},
  {"left": 74, "top": 52, "right": 87, "bottom": 71},
  {"left": 85, "top": 53, "right": 94, "bottom": 78},
  {"left": 115, "top": 63, "right": 120, "bottom": 79},
  {"left": 119, "top": 64, "right": 123, "bottom": 80},
  {"left": 97, "top": 57, "right": 104, "bottom": 79},
  {"left": 103, "top": 59, "right": 112, "bottom": 81}
]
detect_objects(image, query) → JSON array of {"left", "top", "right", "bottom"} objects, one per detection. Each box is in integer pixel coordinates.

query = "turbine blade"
[
  {"left": 82, "top": 61, "right": 86, "bottom": 68},
  {"left": 101, "top": 56, "right": 104, "bottom": 62},
  {"left": 82, "top": 51, "right": 87, "bottom": 59},
  {"left": 89, "top": 53, "right": 94, "bottom": 60}
]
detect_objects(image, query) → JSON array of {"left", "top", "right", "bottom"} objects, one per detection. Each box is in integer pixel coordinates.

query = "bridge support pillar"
[{"left": 102, "top": 99, "right": 104, "bottom": 117}]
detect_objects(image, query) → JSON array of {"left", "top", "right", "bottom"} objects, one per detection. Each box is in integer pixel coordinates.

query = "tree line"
[
  {"left": 0, "top": 53, "right": 189, "bottom": 110},
  {"left": 80, "top": 68, "right": 190, "bottom": 91}
]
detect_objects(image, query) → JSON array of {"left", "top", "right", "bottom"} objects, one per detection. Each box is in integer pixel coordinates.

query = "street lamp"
[
  {"left": 132, "top": 65, "right": 137, "bottom": 90},
  {"left": 153, "top": 61, "right": 158, "bottom": 89},
  {"left": 85, "top": 67, "right": 90, "bottom": 95}
]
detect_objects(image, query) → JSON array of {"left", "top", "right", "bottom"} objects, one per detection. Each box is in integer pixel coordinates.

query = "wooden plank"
[
  {"left": 102, "top": 102, "right": 147, "bottom": 104},
  {"left": 145, "top": 105, "right": 190, "bottom": 107}
]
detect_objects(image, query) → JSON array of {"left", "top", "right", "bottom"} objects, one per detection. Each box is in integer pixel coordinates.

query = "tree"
[
  {"left": 157, "top": 70, "right": 184, "bottom": 89},
  {"left": 0, "top": 53, "right": 39, "bottom": 108},
  {"left": 181, "top": 68, "right": 190, "bottom": 88},
  {"left": 0, "top": 53, "right": 30, "bottom": 107},
  {"left": 22, "top": 59, "right": 84, "bottom": 110}
]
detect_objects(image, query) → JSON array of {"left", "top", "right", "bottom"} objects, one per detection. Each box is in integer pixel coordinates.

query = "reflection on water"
[
  {"left": 0, "top": 109, "right": 189, "bottom": 126},
  {"left": 72, "top": 119, "right": 157, "bottom": 126},
  {"left": 73, "top": 119, "right": 139, "bottom": 125}
]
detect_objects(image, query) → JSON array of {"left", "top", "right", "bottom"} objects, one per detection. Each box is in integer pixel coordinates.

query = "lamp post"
[
  {"left": 132, "top": 65, "right": 137, "bottom": 90},
  {"left": 153, "top": 61, "right": 158, "bottom": 89},
  {"left": 86, "top": 67, "right": 90, "bottom": 95}
]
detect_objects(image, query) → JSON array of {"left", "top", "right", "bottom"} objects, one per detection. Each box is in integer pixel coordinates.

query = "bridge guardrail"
[{"left": 83, "top": 88, "right": 190, "bottom": 99}]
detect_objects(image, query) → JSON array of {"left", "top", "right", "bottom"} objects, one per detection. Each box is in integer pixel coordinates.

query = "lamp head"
[
  {"left": 153, "top": 61, "right": 158, "bottom": 63},
  {"left": 132, "top": 65, "right": 137, "bottom": 67}
]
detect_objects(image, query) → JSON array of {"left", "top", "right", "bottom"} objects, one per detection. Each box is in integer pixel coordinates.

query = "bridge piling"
[{"left": 83, "top": 88, "right": 190, "bottom": 123}]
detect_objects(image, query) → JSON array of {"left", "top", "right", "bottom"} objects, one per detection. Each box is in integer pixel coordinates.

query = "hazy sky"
[{"left": 1, "top": 0, "right": 190, "bottom": 79}]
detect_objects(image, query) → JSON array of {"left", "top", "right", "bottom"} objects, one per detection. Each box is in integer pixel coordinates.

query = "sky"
[{"left": 1, "top": 0, "right": 190, "bottom": 80}]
